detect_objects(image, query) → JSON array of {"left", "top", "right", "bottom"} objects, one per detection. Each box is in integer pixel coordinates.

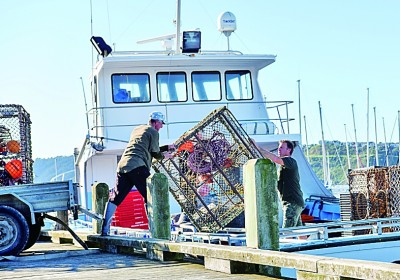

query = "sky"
[{"left": 1, "top": 0, "right": 400, "bottom": 159}]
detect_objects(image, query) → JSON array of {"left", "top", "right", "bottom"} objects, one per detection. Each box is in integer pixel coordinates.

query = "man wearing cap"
[{"left": 101, "top": 111, "right": 175, "bottom": 236}]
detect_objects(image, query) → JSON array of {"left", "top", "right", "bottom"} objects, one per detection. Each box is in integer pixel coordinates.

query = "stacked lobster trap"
[
  {"left": 0, "top": 104, "right": 33, "bottom": 186},
  {"left": 153, "top": 106, "right": 262, "bottom": 232},
  {"left": 348, "top": 166, "right": 400, "bottom": 232}
]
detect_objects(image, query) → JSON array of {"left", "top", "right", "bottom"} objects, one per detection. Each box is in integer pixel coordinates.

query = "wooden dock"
[
  {"left": 28, "top": 230, "right": 400, "bottom": 280},
  {"left": 0, "top": 238, "right": 273, "bottom": 280}
]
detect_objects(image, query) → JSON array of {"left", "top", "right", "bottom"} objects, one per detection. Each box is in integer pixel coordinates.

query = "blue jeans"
[{"left": 282, "top": 202, "right": 303, "bottom": 228}]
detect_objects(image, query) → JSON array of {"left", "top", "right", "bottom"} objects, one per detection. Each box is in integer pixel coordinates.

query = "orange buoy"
[
  {"left": 6, "top": 140, "right": 20, "bottom": 153},
  {"left": 5, "top": 159, "right": 23, "bottom": 179}
]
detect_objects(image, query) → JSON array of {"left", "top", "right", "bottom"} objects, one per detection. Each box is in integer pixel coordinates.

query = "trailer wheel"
[
  {"left": 24, "top": 214, "right": 43, "bottom": 250},
  {"left": 0, "top": 205, "right": 30, "bottom": 256}
]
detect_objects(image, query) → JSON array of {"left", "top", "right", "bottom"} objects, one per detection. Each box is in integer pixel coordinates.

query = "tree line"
[{"left": 305, "top": 141, "right": 399, "bottom": 185}]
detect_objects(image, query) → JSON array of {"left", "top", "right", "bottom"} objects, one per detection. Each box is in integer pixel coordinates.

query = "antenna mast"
[
  {"left": 90, "top": 0, "right": 94, "bottom": 68},
  {"left": 176, "top": 0, "right": 181, "bottom": 53},
  {"left": 80, "top": 77, "right": 90, "bottom": 139}
]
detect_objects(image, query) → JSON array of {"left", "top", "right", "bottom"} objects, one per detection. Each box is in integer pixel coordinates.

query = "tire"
[
  {"left": 0, "top": 205, "right": 30, "bottom": 256},
  {"left": 24, "top": 214, "right": 43, "bottom": 250}
]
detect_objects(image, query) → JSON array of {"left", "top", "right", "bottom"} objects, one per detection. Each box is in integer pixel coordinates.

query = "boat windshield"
[
  {"left": 112, "top": 73, "right": 151, "bottom": 103},
  {"left": 111, "top": 70, "right": 254, "bottom": 104},
  {"left": 226, "top": 70, "right": 253, "bottom": 100},
  {"left": 157, "top": 72, "right": 187, "bottom": 102}
]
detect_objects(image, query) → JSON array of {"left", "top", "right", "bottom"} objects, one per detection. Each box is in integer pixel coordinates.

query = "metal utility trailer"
[
  {"left": 0, "top": 105, "right": 102, "bottom": 256},
  {"left": 0, "top": 180, "right": 88, "bottom": 256}
]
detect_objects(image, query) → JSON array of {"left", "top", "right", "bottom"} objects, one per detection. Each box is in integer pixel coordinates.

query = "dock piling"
[
  {"left": 245, "top": 158, "right": 280, "bottom": 277},
  {"left": 92, "top": 182, "right": 109, "bottom": 234}
]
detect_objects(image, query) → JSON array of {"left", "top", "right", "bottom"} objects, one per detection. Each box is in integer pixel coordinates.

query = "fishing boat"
[
  {"left": 70, "top": 2, "right": 400, "bottom": 278},
  {"left": 75, "top": 1, "right": 338, "bottom": 226}
]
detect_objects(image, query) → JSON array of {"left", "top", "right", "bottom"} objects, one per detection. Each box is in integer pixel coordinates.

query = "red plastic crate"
[{"left": 111, "top": 190, "right": 149, "bottom": 229}]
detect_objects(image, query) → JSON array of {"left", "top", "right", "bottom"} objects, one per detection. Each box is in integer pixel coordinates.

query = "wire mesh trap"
[
  {"left": 153, "top": 106, "right": 262, "bottom": 232},
  {"left": 0, "top": 104, "right": 33, "bottom": 186},
  {"left": 348, "top": 166, "right": 400, "bottom": 233}
]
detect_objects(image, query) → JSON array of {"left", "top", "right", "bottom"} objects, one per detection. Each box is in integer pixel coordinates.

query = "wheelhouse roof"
[{"left": 93, "top": 51, "right": 276, "bottom": 72}]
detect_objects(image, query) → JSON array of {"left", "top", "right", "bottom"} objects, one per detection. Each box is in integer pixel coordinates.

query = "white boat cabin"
[{"left": 76, "top": 31, "right": 336, "bottom": 220}]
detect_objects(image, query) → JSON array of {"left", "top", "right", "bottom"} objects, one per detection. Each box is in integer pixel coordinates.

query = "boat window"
[
  {"left": 225, "top": 71, "right": 253, "bottom": 100},
  {"left": 192, "top": 71, "right": 222, "bottom": 101},
  {"left": 157, "top": 72, "right": 188, "bottom": 102},
  {"left": 111, "top": 74, "right": 150, "bottom": 103}
]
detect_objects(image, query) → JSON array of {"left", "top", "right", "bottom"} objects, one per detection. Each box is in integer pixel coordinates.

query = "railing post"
[
  {"left": 285, "top": 102, "right": 290, "bottom": 134},
  {"left": 92, "top": 182, "right": 109, "bottom": 234},
  {"left": 243, "top": 158, "right": 280, "bottom": 276}
]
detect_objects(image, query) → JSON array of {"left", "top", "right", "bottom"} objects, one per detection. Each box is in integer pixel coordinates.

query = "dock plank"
[{"left": 0, "top": 241, "right": 275, "bottom": 280}]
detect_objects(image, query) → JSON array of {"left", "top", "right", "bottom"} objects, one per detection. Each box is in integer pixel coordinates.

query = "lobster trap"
[
  {"left": 348, "top": 166, "right": 400, "bottom": 233},
  {"left": 0, "top": 104, "right": 33, "bottom": 186},
  {"left": 153, "top": 106, "right": 262, "bottom": 232}
]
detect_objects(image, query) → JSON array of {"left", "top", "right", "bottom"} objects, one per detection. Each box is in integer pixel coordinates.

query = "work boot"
[
  {"left": 144, "top": 203, "right": 152, "bottom": 233},
  {"left": 101, "top": 202, "right": 117, "bottom": 236}
]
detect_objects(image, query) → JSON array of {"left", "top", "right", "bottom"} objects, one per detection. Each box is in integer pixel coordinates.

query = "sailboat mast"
[
  {"left": 398, "top": 110, "right": 400, "bottom": 166},
  {"left": 366, "top": 88, "right": 370, "bottom": 167},
  {"left": 297, "top": 80, "right": 302, "bottom": 139},
  {"left": 344, "top": 124, "right": 351, "bottom": 170},
  {"left": 383, "top": 117, "right": 389, "bottom": 166},
  {"left": 352, "top": 104, "right": 360, "bottom": 168},
  {"left": 374, "top": 107, "right": 379, "bottom": 166},
  {"left": 304, "top": 115, "right": 310, "bottom": 161},
  {"left": 319, "top": 101, "right": 328, "bottom": 186},
  {"left": 326, "top": 150, "right": 331, "bottom": 187}
]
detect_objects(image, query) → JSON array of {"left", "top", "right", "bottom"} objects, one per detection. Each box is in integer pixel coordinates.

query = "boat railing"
[
  {"left": 108, "top": 49, "right": 244, "bottom": 57},
  {"left": 168, "top": 217, "right": 400, "bottom": 247},
  {"left": 87, "top": 100, "right": 295, "bottom": 139},
  {"left": 67, "top": 216, "right": 400, "bottom": 248},
  {"left": 280, "top": 217, "right": 400, "bottom": 243},
  {"left": 109, "top": 50, "right": 175, "bottom": 56},
  {"left": 306, "top": 195, "right": 340, "bottom": 204}
]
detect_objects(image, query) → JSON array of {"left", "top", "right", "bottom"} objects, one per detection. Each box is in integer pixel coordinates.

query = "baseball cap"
[{"left": 149, "top": 111, "right": 165, "bottom": 124}]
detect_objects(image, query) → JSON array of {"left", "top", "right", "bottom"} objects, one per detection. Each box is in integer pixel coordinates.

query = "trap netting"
[
  {"left": 0, "top": 104, "right": 33, "bottom": 186},
  {"left": 348, "top": 166, "right": 400, "bottom": 233},
  {"left": 153, "top": 106, "right": 262, "bottom": 232}
]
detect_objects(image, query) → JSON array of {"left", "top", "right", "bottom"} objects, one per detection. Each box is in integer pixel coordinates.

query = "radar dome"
[{"left": 218, "top": 11, "right": 237, "bottom": 37}]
